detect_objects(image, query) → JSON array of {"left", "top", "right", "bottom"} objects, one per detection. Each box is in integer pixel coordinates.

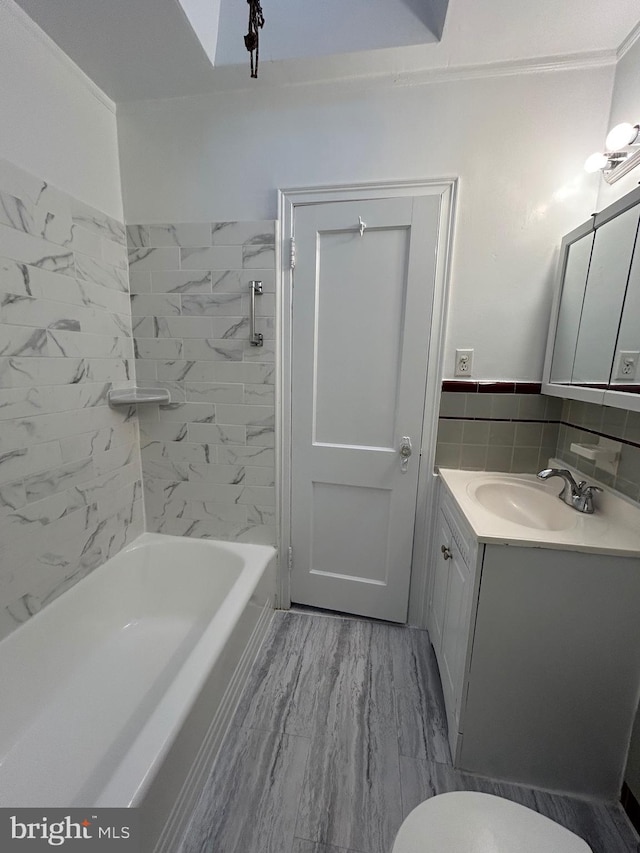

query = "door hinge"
[
  {"left": 287, "top": 546, "right": 293, "bottom": 574},
  {"left": 289, "top": 238, "right": 296, "bottom": 270}
]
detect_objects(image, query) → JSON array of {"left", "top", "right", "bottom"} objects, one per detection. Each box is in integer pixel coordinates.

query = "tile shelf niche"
[{"left": 108, "top": 387, "right": 171, "bottom": 407}]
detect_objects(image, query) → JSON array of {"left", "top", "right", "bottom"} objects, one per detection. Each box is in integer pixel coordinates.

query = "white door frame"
[{"left": 277, "top": 178, "right": 458, "bottom": 627}]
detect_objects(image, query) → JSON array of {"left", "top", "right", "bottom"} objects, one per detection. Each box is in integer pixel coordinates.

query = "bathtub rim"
[{"left": 93, "top": 532, "right": 276, "bottom": 809}]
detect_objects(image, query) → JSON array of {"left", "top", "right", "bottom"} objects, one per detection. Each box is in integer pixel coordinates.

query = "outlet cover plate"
[
  {"left": 615, "top": 351, "right": 639, "bottom": 381},
  {"left": 455, "top": 348, "right": 474, "bottom": 377}
]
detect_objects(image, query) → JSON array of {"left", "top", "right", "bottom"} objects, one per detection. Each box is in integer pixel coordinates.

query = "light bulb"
[
  {"left": 584, "top": 152, "right": 609, "bottom": 173},
  {"left": 605, "top": 122, "right": 639, "bottom": 151}
]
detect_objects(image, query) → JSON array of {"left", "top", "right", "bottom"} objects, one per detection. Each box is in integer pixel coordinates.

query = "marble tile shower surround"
[
  {"left": 0, "top": 158, "right": 143, "bottom": 642},
  {"left": 128, "top": 220, "right": 276, "bottom": 545}
]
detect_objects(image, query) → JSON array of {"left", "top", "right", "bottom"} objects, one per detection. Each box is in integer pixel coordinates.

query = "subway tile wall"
[
  {"left": 128, "top": 221, "right": 277, "bottom": 545},
  {"left": 435, "top": 383, "right": 640, "bottom": 507},
  {"left": 556, "top": 399, "right": 640, "bottom": 503},
  {"left": 435, "top": 387, "right": 562, "bottom": 474},
  {"left": 0, "top": 157, "right": 143, "bottom": 641}
]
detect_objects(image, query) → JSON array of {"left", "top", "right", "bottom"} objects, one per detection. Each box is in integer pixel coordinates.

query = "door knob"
[
  {"left": 399, "top": 436, "right": 412, "bottom": 472},
  {"left": 441, "top": 545, "right": 452, "bottom": 560}
]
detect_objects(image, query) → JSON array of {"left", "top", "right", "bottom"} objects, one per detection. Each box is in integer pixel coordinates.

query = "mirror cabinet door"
[
  {"left": 610, "top": 234, "right": 640, "bottom": 391},
  {"left": 550, "top": 230, "right": 594, "bottom": 384},
  {"left": 572, "top": 204, "right": 640, "bottom": 387}
]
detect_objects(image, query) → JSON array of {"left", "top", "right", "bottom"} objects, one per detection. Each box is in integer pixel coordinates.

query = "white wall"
[
  {"left": 118, "top": 65, "right": 614, "bottom": 381},
  {"left": 0, "top": 0, "right": 122, "bottom": 219}
]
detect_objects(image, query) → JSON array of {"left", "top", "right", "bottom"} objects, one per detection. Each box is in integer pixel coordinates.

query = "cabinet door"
[
  {"left": 440, "top": 538, "right": 472, "bottom": 723},
  {"left": 609, "top": 225, "right": 640, "bottom": 391},
  {"left": 429, "top": 509, "right": 451, "bottom": 657},
  {"left": 572, "top": 203, "right": 640, "bottom": 385},
  {"left": 550, "top": 229, "right": 595, "bottom": 384}
]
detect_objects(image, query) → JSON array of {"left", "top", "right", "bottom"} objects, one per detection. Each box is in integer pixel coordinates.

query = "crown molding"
[
  {"left": 117, "top": 48, "right": 617, "bottom": 111},
  {"left": 389, "top": 50, "right": 616, "bottom": 88},
  {"left": 0, "top": 0, "right": 115, "bottom": 113},
  {"left": 617, "top": 19, "right": 640, "bottom": 60}
]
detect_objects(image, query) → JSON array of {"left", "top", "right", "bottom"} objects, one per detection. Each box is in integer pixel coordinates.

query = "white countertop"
[{"left": 437, "top": 467, "right": 640, "bottom": 557}]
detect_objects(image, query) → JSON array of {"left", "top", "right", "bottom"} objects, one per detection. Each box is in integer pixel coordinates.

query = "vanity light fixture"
[
  {"left": 585, "top": 120, "right": 640, "bottom": 184},
  {"left": 605, "top": 122, "right": 640, "bottom": 151},
  {"left": 584, "top": 152, "right": 627, "bottom": 174}
]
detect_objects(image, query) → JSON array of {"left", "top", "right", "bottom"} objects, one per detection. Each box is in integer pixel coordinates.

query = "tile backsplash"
[
  {"left": 556, "top": 399, "right": 640, "bottom": 502},
  {"left": 128, "top": 221, "right": 277, "bottom": 546},
  {"left": 0, "top": 157, "right": 143, "bottom": 641},
  {"left": 435, "top": 382, "right": 562, "bottom": 474},
  {"left": 435, "top": 381, "right": 640, "bottom": 506}
]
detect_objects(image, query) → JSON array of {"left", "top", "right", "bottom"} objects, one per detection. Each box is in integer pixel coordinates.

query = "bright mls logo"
[
  {"left": 11, "top": 815, "right": 95, "bottom": 845},
  {"left": 1, "top": 810, "right": 139, "bottom": 851}
]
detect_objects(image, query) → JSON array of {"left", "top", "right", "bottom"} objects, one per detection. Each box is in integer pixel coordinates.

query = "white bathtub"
[{"left": 0, "top": 532, "right": 276, "bottom": 852}]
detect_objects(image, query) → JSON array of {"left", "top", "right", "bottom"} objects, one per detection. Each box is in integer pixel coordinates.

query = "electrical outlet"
[
  {"left": 455, "top": 348, "right": 474, "bottom": 377},
  {"left": 615, "top": 350, "right": 639, "bottom": 381}
]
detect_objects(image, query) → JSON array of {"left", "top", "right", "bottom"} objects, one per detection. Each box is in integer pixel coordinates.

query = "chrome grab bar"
[{"left": 249, "top": 280, "right": 263, "bottom": 347}]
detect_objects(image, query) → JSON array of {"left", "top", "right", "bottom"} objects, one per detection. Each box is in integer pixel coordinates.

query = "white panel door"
[{"left": 290, "top": 195, "right": 440, "bottom": 622}]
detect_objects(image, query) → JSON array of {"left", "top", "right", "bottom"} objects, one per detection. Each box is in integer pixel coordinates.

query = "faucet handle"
[
  {"left": 580, "top": 483, "right": 602, "bottom": 497},
  {"left": 577, "top": 483, "right": 602, "bottom": 513}
]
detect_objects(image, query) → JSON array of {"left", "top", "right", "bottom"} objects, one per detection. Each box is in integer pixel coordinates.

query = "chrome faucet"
[{"left": 537, "top": 468, "right": 602, "bottom": 514}]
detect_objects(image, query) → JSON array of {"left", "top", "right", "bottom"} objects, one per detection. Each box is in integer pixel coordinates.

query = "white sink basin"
[
  {"left": 467, "top": 477, "right": 577, "bottom": 531},
  {"left": 438, "top": 467, "right": 640, "bottom": 554}
]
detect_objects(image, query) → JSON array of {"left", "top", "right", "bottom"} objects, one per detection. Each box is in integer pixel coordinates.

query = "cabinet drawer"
[{"left": 441, "top": 491, "right": 477, "bottom": 570}]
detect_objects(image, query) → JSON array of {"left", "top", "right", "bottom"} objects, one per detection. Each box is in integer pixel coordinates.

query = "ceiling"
[
  {"left": 213, "top": 0, "right": 445, "bottom": 66},
  {"left": 12, "top": 0, "right": 640, "bottom": 102}
]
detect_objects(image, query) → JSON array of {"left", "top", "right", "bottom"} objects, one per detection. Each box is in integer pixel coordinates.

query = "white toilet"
[{"left": 392, "top": 791, "right": 593, "bottom": 853}]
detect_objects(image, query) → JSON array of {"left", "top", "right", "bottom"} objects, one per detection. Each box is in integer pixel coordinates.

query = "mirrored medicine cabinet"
[{"left": 542, "top": 184, "right": 640, "bottom": 413}]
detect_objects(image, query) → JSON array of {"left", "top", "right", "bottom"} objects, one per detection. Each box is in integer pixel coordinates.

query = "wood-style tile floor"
[{"left": 179, "top": 610, "right": 640, "bottom": 853}]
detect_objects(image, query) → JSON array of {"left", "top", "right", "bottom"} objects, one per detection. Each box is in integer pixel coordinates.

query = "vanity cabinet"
[
  {"left": 428, "top": 485, "right": 480, "bottom": 754},
  {"left": 427, "top": 477, "right": 640, "bottom": 799}
]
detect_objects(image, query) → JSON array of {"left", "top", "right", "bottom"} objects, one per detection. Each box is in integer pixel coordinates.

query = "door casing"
[{"left": 277, "top": 179, "right": 457, "bottom": 627}]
